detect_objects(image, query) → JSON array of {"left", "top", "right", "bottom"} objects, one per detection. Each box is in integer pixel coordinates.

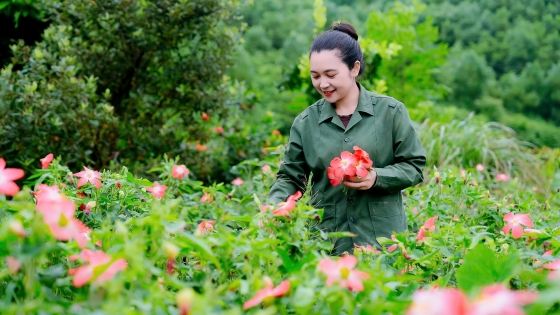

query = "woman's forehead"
[{"left": 310, "top": 50, "right": 344, "bottom": 71}]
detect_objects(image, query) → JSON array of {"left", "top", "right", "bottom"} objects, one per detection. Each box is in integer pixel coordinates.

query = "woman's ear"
[{"left": 352, "top": 61, "right": 361, "bottom": 78}]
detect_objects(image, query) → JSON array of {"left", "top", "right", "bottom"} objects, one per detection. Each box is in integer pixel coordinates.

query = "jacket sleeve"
[
  {"left": 267, "top": 115, "right": 311, "bottom": 205},
  {"left": 371, "top": 102, "right": 426, "bottom": 193}
]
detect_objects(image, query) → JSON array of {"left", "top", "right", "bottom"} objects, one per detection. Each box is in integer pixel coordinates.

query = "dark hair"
[{"left": 310, "top": 22, "right": 365, "bottom": 76}]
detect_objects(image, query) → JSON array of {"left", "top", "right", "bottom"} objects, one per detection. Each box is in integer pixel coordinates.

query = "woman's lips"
[{"left": 323, "top": 90, "right": 335, "bottom": 97}]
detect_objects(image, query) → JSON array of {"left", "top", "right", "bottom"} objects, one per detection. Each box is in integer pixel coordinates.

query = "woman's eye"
[
  {"left": 312, "top": 76, "right": 319, "bottom": 80},
  {"left": 327, "top": 75, "right": 336, "bottom": 78}
]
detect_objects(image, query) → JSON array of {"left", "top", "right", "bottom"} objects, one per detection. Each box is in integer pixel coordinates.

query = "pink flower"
[
  {"left": 468, "top": 284, "right": 537, "bottom": 315},
  {"left": 271, "top": 191, "right": 302, "bottom": 217},
  {"left": 172, "top": 165, "right": 190, "bottom": 180},
  {"left": 407, "top": 288, "right": 469, "bottom": 315},
  {"left": 543, "top": 259, "right": 560, "bottom": 280},
  {"left": 318, "top": 255, "right": 370, "bottom": 291},
  {"left": 34, "top": 185, "right": 90, "bottom": 248},
  {"left": 417, "top": 216, "right": 438, "bottom": 241},
  {"left": 353, "top": 243, "right": 381, "bottom": 254},
  {"left": 68, "top": 250, "right": 127, "bottom": 287},
  {"left": 74, "top": 166, "right": 102, "bottom": 189},
  {"left": 200, "top": 192, "right": 213, "bottom": 203},
  {"left": 216, "top": 126, "right": 224, "bottom": 133},
  {"left": 476, "top": 164, "right": 484, "bottom": 171},
  {"left": 387, "top": 234, "right": 411, "bottom": 259},
  {"left": 201, "top": 112, "right": 210, "bottom": 121},
  {"left": 197, "top": 220, "right": 215, "bottom": 236},
  {"left": 0, "top": 158, "right": 24, "bottom": 196},
  {"left": 496, "top": 174, "right": 510, "bottom": 182},
  {"left": 261, "top": 164, "right": 272, "bottom": 174},
  {"left": 232, "top": 177, "right": 244, "bottom": 186},
  {"left": 177, "top": 288, "right": 195, "bottom": 315},
  {"left": 7, "top": 256, "right": 21, "bottom": 274},
  {"left": 8, "top": 220, "right": 26, "bottom": 238},
  {"left": 502, "top": 212, "right": 534, "bottom": 239},
  {"left": 40, "top": 153, "right": 54, "bottom": 169},
  {"left": 353, "top": 146, "right": 373, "bottom": 178},
  {"left": 146, "top": 182, "right": 167, "bottom": 199},
  {"left": 243, "top": 277, "right": 290, "bottom": 310}
]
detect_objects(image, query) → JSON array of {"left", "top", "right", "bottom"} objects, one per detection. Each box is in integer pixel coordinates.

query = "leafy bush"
[{"left": 0, "top": 0, "right": 283, "bottom": 182}]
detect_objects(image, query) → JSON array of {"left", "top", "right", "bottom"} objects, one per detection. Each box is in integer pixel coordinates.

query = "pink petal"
[
  {"left": 416, "top": 228, "right": 426, "bottom": 241},
  {"left": 423, "top": 216, "right": 438, "bottom": 229},
  {"left": 3, "top": 168, "right": 24, "bottom": 181},
  {"left": 91, "top": 178, "right": 102, "bottom": 189},
  {"left": 516, "top": 214, "right": 534, "bottom": 227},
  {"left": 71, "top": 266, "right": 94, "bottom": 287},
  {"left": 76, "top": 177, "right": 88, "bottom": 187},
  {"left": 95, "top": 259, "right": 127, "bottom": 284},
  {"left": 388, "top": 244, "right": 398, "bottom": 253},
  {"left": 344, "top": 278, "right": 364, "bottom": 292},
  {"left": 503, "top": 212, "right": 515, "bottom": 223},
  {"left": 337, "top": 255, "right": 357, "bottom": 269},
  {"left": 512, "top": 224, "right": 524, "bottom": 238},
  {"left": 0, "top": 158, "right": 5, "bottom": 169},
  {"left": 243, "top": 288, "right": 271, "bottom": 310},
  {"left": 0, "top": 181, "right": 21, "bottom": 196},
  {"left": 502, "top": 223, "right": 512, "bottom": 235},
  {"left": 74, "top": 171, "right": 86, "bottom": 177},
  {"left": 318, "top": 258, "right": 337, "bottom": 274},
  {"left": 270, "top": 280, "right": 290, "bottom": 297},
  {"left": 543, "top": 259, "right": 560, "bottom": 270}
]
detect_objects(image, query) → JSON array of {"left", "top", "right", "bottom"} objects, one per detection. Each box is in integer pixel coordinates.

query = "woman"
[{"left": 268, "top": 22, "right": 426, "bottom": 256}]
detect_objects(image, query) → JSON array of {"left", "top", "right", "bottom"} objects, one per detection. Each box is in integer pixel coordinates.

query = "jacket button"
[
  {"left": 344, "top": 137, "right": 350, "bottom": 142},
  {"left": 349, "top": 216, "right": 354, "bottom": 223},
  {"left": 347, "top": 197, "right": 353, "bottom": 203}
]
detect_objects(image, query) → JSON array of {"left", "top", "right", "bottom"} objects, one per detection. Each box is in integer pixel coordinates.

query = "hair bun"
[{"left": 332, "top": 22, "right": 358, "bottom": 41}]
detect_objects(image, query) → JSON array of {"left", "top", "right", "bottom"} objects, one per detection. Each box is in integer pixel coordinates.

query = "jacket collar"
[{"left": 318, "top": 82, "right": 375, "bottom": 124}]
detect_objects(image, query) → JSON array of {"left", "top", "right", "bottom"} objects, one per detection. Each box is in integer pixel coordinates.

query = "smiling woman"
[{"left": 268, "top": 22, "right": 427, "bottom": 256}]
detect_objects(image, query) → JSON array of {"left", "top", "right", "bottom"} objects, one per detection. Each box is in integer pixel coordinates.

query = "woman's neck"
[{"left": 334, "top": 83, "right": 360, "bottom": 115}]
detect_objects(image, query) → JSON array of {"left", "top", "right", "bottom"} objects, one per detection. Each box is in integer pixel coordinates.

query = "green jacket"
[{"left": 268, "top": 84, "right": 426, "bottom": 255}]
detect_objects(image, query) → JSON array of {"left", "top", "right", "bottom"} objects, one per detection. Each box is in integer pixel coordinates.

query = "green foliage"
[
  {"left": 0, "top": 26, "right": 118, "bottom": 169},
  {"left": 0, "top": 0, "right": 43, "bottom": 27},
  {"left": 456, "top": 244, "right": 520, "bottom": 292},
  {"left": 1, "top": 145, "right": 559, "bottom": 313},
  {"left": 0, "top": 0, "right": 283, "bottom": 182},
  {"left": 424, "top": 0, "right": 560, "bottom": 127},
  {"left": 361, "top": 0, "right": 448, "bottom": 107}
]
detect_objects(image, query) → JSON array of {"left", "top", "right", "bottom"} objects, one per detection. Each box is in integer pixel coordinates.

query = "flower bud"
[
  {"left": 176, "top": 288, "right": 196, "bottom": 315},
  {"left": 163, "top": 242, "right": 180, "bottom": 259},
  {"left": 9, "top": 220, "right": 26, "bottom": 238}
]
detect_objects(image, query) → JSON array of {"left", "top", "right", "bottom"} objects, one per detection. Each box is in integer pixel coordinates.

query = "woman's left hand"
[{"left": 343, "top": 169, "right": 377, "bottom": 190}]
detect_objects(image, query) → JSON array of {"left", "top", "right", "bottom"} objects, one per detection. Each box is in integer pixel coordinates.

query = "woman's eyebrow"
[{"left": 310, "top": 69, "right": 338, "bottom": 73}]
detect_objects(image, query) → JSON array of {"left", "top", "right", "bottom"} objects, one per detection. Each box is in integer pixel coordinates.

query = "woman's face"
[{"left": 310, "top": 49, "right": 359, "bottom": 105}]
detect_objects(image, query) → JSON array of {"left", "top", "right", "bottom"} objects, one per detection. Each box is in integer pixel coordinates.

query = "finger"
[{"left": 343, "top": 181, "right": 367, "bottom": 190}]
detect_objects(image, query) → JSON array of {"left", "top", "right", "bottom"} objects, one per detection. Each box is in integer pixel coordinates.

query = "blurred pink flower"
[
  {"left": 40, "top": 153, "right": 54, "bottom": 169},
  {"left": 8, "top": 220, "right": 26, "bottom": 238},
  {"left": 502, "top": 212, "right": 534, "bottom": 239},
  {"left": 417, "top": 216, "right": 438, "bottom": 241},
  {"left": 388, "top": 234, "right": 411, "bottom": 259},
  {"left": 7, "top": 256, "right": 21, "bottom": 274},
  {"left": 407, "top": 288, "right": 468, "bottom": 315},
  {"left": 271, "top": 191, "right": 302, "bottom": 217},
  {"left": 232, "top": 177, "right": 244, "bottom": 186},
  {"left": 318, "top": 255, "right": 370, "bottom": 291},
  {"left": 74, "top": 166, "right": 102, "bottom": 189},
  {"left": 146, "top": 182, "right": 167, "bottom": 199},
  {"left": 468, "top": 284, "right": 537, "bottom": 315},
  {"left": 543, "top": 259, "right": 560, "bottom": 280},
  {"left": 353, "top": 243, "right": 381, "bottom": 254},
  {"left": 200, "top": 192, "right": 213, "bottom": 203},
  {"left": 496, "top": 174, "right": 510, "bottom": 182},
  {"left": 172, "top": 165, "right": 190, "bottom": 180},
  {"left": 476, "top": 164, "right": 484, "bottom": 171},
  {"left": 261, "top": 164, "right": 272, "bottom": 174},
  {"left": 68, "top": 249, "right": 127, "bottom": 288},
  {"left": 216, "top": 126, "right": 224, "bottom": 133},
  {"left": 243, "top": 277, "right": 290, "bottom": 310},
  {"left": 197, "top": 220, "right": 215, "bottom": 236},
  {"left": 0, "top": 158, "right": 24, "bottom": 196}
]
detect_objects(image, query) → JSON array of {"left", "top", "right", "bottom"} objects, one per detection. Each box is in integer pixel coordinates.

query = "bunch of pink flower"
[
  {"left": 407, "top": 284, "right": 537, "bottom": 315},
  {"left": 327, "top": 146, "right": 373, "bottom": 186}
]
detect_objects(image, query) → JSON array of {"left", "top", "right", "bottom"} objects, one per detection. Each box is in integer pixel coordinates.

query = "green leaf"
[
  {"left": 293, "top": 286, "right": 316, "bottom": 307},
  {"left": 456, "top": 244, "right": 519, "bottom": 293}
]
